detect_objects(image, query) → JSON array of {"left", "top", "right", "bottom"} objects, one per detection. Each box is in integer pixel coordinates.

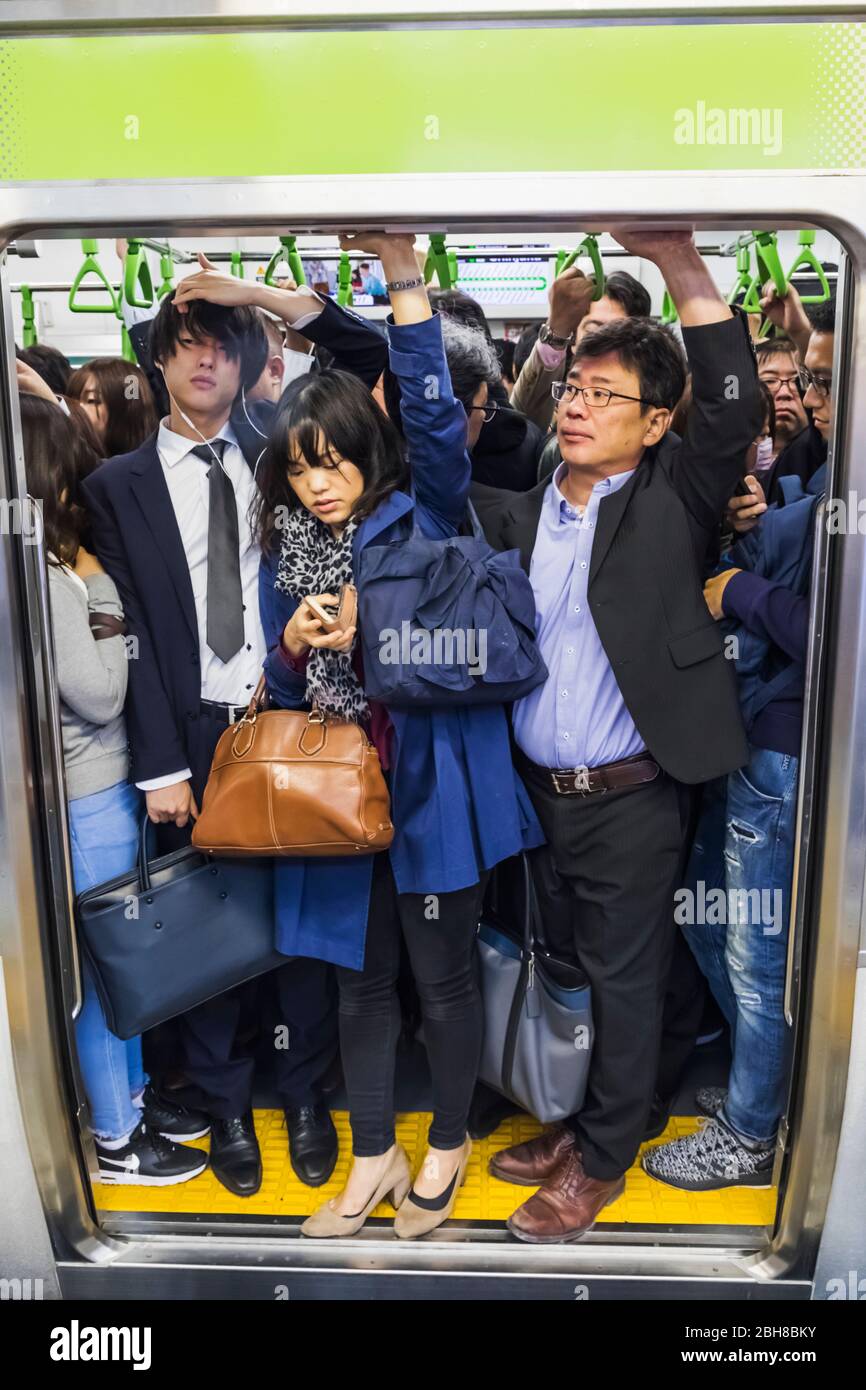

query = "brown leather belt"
[{"left": 525, "top": 750, "right": 662, "bottom": 797}]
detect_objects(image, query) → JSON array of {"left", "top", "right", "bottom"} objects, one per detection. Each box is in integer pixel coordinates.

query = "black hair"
[
  {"left": 149, "top": 292, "right": 269, "bottom": 392},
  {"left": 755, "top": 335, "right": 799, "bottom": 361},
  {"left": 758, "top": 380, "right": 776, "bottom": 440},
  {"left": 427, "top": 289, "right": 493, "bottom": 343},
  {"left": 16, "top": 343, "right": 71, "bottom": 396},
  {"left": 512, "top": 322, "right": 541, "bottom": 379},
  {"left": 255, "top": 368, "right": 409, "bottom": 553},
  {"left": 19, "top": 394, "right": 83, "bottom": 565},
  {"left": 602, "top": 270, "right": 652, "bottom": 319},
  {"left": 571, "top": 316, "right": 687, "bottom": 412},
  {"left": 496, "top": 338, "right": 516, "bottom": 383},
  {"left": 806, "top": 298, "right": 836, "bottom": 335}
]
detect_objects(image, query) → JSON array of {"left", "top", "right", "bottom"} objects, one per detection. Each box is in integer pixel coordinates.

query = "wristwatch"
[
  {"left": 385, "top": 275, "right": 425, "bottom": 292},
  {"left": 538, "top": 320, "right": 575, "bottom": 350}
]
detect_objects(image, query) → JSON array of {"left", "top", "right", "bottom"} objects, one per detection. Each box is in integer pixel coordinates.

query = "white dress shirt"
[{"left": 136, "top": 418, "right": 268, "bottom": 792}]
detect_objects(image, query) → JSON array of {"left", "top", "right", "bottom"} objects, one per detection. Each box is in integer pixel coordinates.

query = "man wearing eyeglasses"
[
  {"left": 471, "top": 228, "right": 763, "bottom": 1244},
  {"left": 756, "top": 283, "right": 831, "bottom": 505}
]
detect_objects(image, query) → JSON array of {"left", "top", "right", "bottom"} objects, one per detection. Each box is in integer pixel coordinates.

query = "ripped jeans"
[{"left": 681, "top": 747, "right": 799, "bottom": 1145}]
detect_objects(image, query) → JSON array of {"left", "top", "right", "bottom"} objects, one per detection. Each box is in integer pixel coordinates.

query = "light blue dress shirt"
[{"left": 512, "top": 463, "right": 647, "bottom": 770}]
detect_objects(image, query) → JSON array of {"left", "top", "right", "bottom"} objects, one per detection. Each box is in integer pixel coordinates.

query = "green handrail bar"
[
  {"left": 68, "top": 239, "right": 121, "bottom": 315},
  {"left": 424, "top": 233, "right": 456, "bottom": 290},
  {"left": 264, "top": 235, "right": 306, "bottom": 287},
  {"left": 156, "top": 252, "right": 175, "bottom": 300},
  {"left": 230, "top": 251, "right": 245, "bottom": 280},
  {"left": 336, "top": 251, "right": 354, "bottom": 307},
  {"left": 660, "top": 289, "right": 678, "bottom": 326},
  {"left": 122, "top": 239, "right": 155, "bottom": 309},
  {"left": 786, "top": 230, "right": 831, "bottom": 304},
  {"left": 20, "top": 284, "right": 37, "bottom": 347},
  {"left": 553, "top": 236, "right": 605, "bottom": 301}
]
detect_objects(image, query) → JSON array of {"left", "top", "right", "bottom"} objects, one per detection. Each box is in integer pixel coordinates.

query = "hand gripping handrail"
[{"left": 553, "top": 235, "right": 605, "bottom": 301}]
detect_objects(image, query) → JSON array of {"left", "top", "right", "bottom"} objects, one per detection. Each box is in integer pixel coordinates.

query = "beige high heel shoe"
[
  {"left": 300, "top": 1145, "right": 411, "bottom": 1238},
  {"left": 393, "top": 1137, "right": 472, "bottom": 1240}
]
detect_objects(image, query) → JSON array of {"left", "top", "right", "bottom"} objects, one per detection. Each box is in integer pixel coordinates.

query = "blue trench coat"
[{"left": 259, "top": 313, "right": 543, "bottom": 969}]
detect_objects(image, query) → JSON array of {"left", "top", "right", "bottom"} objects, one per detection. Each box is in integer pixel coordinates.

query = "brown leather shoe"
[
  {"left": 506, "top": 1148, "right": 626, "bottom": 1243},
  {"left": 488, "top": 1125, "right": 575, "bottom": 1186}
]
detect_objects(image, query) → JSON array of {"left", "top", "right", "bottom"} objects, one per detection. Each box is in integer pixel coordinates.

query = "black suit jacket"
[
  {"left": 471, "top": 311, "right": 763, "bottom": 786},
  {"left": 83, "top": 298, "right": 386, "bottom": 785}
]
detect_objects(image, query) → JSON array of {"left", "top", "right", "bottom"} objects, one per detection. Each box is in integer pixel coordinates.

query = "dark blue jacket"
[
  {"left": 720, "top": 462, "right": 827, "bottom": 756},
  {"left": 260, "top": 313, "right": 543, "bottom": 970}
]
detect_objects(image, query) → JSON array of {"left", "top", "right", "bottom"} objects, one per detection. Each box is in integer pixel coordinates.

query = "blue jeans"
[
  {"left": 682, "top": 747, "right": 798, "bottom": 1144},
  {"left": 69, "top": 780, "right": 148, "bottom": 1142}
]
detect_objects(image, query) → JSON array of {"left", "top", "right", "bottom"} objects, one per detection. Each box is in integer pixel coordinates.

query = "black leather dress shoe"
[
  {"left": 209, "top": 1113, "right": 262, "bottom": 1197},
  {"left": 284, "top": 1104, "right": 338, "bottom": 1187}
]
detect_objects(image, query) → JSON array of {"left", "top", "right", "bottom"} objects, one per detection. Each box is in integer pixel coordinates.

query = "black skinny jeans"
[{"left": 335, "top": 852, "right": 485, "bottom": 1156}]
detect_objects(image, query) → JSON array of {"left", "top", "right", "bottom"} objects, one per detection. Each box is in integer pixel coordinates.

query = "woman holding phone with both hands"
[{"left": 174, "top": 232, "right": 543, "bottom": 1237}]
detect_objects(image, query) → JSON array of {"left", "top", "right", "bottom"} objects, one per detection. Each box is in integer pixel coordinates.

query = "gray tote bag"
[{"left": 477, "top": 853, "right": 593, "bottom": 1125}]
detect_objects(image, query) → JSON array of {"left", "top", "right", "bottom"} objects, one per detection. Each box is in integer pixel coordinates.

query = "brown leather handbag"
[{"left": 191, "top": 677, "right": 394, "bottom": 857}]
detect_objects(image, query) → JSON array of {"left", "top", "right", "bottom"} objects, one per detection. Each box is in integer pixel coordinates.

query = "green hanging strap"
[
  {"left": 726, "top": 244, "right": 753, "bottom": 307},
  {"left": 68, "top": 239, "right": 120, "bottom": 315},
  {"left": 264, "top": 235, "right": 307, "bottom": 287},
  {"left": 120, "top": 323, "right": 137, "bottom": 364},
  {"left": 122, "top": 239, "right": 155, "bottom": 308},
  {"left": 786, "top": 230, "right": 831, "bottom": 304},
  {"left": 424, "top": 233, "right": 455, "bottom": 290},
  {"left": 230, "top": 251, "right": 245, "bottom": 280},
  {"left": 336, "top": 251, "right": 354, "bottom": 307},
  {"left": 552, "top": 235, "right": 605, "bottom": 301},
  {"left": 156, "top": 251, "right": 175, "bottom": 300},
  {"left": 660, "top": 289, "right": 678, "bottom": 325},
  {"left": 740, "top": 231, "right": 787, "bottom": 313},
  {"left": 20, "top": 284, "right": 37, "bottom": 347}
]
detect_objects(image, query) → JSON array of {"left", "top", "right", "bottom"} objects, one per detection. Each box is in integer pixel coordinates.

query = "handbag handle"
[
  {"left": 138, "top": 813, "right": 158, "bottom": 894},
  {"left": 520, "top": 852, "right": 548, "bottom": 956}
]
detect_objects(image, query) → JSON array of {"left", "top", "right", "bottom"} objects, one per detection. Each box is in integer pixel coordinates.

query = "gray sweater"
[{"left": 48, "top": 563, "right": 130, "bottom": 801}]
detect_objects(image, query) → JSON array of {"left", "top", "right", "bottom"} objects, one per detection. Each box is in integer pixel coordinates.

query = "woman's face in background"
[{"left": 76, "top": 373, "right": 107, "bottom": 440}]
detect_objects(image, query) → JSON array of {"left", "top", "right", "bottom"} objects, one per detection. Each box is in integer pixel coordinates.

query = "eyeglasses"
[
  {"left": 760, "top": 373, "right": 801, "bottom": 395},
  {"left": 551, "top": 380, "right": 657, "bottom": 410},
  {"left": 467, "top": 402, "right": 508, "bottom": 424},
  {"left": 798, "top": 366, "right": 832, "bottom": 399}
]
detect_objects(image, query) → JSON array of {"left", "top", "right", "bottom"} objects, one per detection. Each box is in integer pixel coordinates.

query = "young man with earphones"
[{"left": 81, "top": 267, "right": 388, "bottom": 1198}]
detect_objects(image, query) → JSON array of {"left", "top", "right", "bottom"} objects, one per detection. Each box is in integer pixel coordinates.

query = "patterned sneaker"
[
  {"left": 695, "top": 1085, "right": 727, "bottom": 1119},
  {"left": 641, "top": 1117, "right": 775, "bottom": 1191}
]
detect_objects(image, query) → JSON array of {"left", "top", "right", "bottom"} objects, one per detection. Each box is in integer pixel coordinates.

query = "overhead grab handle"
[
  {"left": 264, "top": 235, "right": 307, "bottom": 288},
  {"left": 739, "top": 231, "right": 788, "bottom": 313},
  {"left": 786, "top": 230, "right": 831, "bottom": 304},
  {"left": 122, "top": 239, "right": 155, "bottom": 309},
  {"left": 156, "top": 251, "right": 175, "bottom": 300},
  {"left": 553, "top": 235, "right": 605, "bottom": 301},
  {"left": 424, "top": 233, "right": 457, "bottom": 290},
  {"left": 68, "top": 239, "right": 120, "bottom": 315},
  {"left": 20, "top": 284, "right": 37, "bottom": 347},
  {"left": 336, "top": 250, "right": 354, "bottom": 307},
  {"left": 660, "top": 289, "right": 678, "bottom": 326},
  {"left": 230, "top": 251, "right": 244, "bottom": 280}
]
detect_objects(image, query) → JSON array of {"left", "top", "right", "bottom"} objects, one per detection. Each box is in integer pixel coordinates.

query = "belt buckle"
[{"left": 552, "top": 768, "right": 591, "bottom": 796}]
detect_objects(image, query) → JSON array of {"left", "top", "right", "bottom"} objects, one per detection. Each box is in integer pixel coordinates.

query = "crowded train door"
[{"left": 0, "top": 0, "right": 865, "bottom": 1299}]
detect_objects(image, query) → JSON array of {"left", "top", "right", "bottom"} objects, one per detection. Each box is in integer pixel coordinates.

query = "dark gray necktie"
[{"left": 191, "top": 440, "right": 245, "bottom": 664}]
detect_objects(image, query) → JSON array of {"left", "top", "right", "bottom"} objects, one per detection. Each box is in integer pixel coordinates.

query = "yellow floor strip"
[{"left": 95, "top": 1110, "right": 777, "bottom": 1226}]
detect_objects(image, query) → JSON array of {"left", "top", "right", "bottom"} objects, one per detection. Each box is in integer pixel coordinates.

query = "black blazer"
[
  {"left": 471, "top": 311, "right": 763, "bottom": 786},
  {"left": 82, "top": 298, "right": 386, "bottom": 784}
]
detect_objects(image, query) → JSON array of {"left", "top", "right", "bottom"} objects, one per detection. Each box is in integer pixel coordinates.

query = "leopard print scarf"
[{"left": 274, "top": 507, "right": 369, "bottom": 722}]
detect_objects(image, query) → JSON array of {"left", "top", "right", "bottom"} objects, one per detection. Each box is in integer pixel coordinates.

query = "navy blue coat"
[{"left": 260, "top": 313, "right": 543, "bottom": 970}]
